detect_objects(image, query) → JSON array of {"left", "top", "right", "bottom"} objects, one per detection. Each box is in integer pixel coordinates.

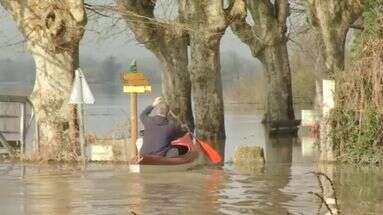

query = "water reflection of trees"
[
  {"left": 223, "top": 132, "right": 295, "bottom": 214},
  {"left": 4, "top": 149, "right": 382, "bottom": 214},
  {"left": 336, "top": 166, "right": 383, "bottom": 214},
  {"left": 313, "top": 163, "right": 383, "bottom": 215},
  {"left": 261, "top": 134, "right": 294, "bottom": 214},
  {"left": 121, "top": 171, "right": 221, "bottom": 214},
  {"left": 22, "top": 164, "right": 77, "bottom": 214}
]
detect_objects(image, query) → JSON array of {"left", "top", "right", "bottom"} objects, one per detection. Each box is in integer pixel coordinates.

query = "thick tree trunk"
[
  {"left": 0, "top": 0, "right": 87, "bottom": 160},
  {"left": 260, "top": 42, "right": 295, "bottom": 122},
  {"left": 180, "top": 0, "right": 245, "bottom": 160},
  {"left": 189, "top": 35, "right": 226, "bottom": 156},
  {"left": 231, "top": 0, "right": 295, "bottom": 123},
  {"left": 159, "top": 48, "right": 194, "bottom": 130},
  {"left": 30, "top": 46, "right": 80, "bottom": 160},
  {"left": 308, "top": 0, "right": 363, "bottom": 76},
  {"left": 322, "top": 32, "right": 347, "bottom": 75},
  {"left": 280, "top": 43, "right": 295, "bottom": 120}
]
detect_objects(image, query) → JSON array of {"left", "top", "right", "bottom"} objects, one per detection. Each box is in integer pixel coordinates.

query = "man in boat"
[{"left": 139, "top": 97, "right": 186, "bottom": 157}]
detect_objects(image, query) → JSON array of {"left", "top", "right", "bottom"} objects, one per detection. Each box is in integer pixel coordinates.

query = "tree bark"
[
  {"left": 183, "top": 0, "right": 246, "bottom": 157},
  {"left": 1, "top": 0, "right": 87, "bottom": 160},
  {"left": 259, "top": 43, "right": 294, "bottom": 122},
  {"left": 116, "top": 0, "right": 194, "bottom": 129},
  {"left": 231, "top": 0, "right": 295, "bottom": 123},
  {"left": 160, "top": 51, "right": 194, "bottom": 130},
  {"left": 189, "top": 35, "right": 226, "bottom": 155},
  {"left": 308, "top": 0, "right": 363, "bottom": 75},
  {"left": 30, "top": 46, "right": 80, "bottom": 160}
]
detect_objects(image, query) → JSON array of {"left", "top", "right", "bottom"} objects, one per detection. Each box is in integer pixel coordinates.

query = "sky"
[{"left": 0, "top": 4, "right": 255, "bottom": 64}]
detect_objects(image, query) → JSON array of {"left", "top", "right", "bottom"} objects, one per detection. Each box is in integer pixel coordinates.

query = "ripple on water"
[{"left": 0, "top": 162, "right": 381, "bottom": 214}]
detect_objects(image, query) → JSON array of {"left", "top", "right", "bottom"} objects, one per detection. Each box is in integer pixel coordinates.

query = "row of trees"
[{"left": 0, "top": 0, "right": 365, "bottom": 161}]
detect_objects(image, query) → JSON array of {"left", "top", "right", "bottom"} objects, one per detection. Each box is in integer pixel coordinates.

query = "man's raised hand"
[{"left": 152, "top": 97, "right": 162, "bottom": 107}]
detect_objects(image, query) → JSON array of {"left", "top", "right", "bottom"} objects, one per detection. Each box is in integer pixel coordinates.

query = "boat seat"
[{"left": 172, "top": 145, "right": 188, "bottom": 155}]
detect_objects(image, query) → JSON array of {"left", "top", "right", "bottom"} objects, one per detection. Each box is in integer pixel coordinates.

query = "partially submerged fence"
[
  {"left": 0, "top": 95, "right": 34, "bottom": 155},
  {"left": 0, "top": 95, "right": 134, "bottom": 160}
]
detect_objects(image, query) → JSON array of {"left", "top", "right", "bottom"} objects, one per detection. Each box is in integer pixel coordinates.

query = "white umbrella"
[{"left": 69, "top": 68, "right": 95, "bottom": 163}]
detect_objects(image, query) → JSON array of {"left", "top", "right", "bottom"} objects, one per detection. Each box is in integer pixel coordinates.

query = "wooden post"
[
  {"left": 121, "top": 61, "right": 151, "bottom": 157},
  {"left": 20, "top": 102, "right": 26, "bottom": 154},
  {"left": 130, "top": 93, "right": 138, "bottom": 156}
]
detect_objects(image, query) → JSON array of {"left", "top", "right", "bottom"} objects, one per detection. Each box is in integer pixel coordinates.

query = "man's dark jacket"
[{"left": 139, "top": 105, "right": 184, "bottom": 156}]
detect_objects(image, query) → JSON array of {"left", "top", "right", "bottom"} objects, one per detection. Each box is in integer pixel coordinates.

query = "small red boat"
[{"left": 129, "top": 133, "right": 200, "bottom": 173}]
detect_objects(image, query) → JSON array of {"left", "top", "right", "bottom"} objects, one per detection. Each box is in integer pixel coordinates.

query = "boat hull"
[
  {"left": 129, "top": 159, "right": 199, "bottom": 173},
  {"left": 129, "top": 133, "right": 200, "bottom": 173}
]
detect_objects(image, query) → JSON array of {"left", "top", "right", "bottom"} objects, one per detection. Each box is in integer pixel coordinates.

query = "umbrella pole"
[
  {"left": 78, "top": 103, "right": 86, "bottom": 163},
  {"left": 78, "top": 74, "right": 86, "bottom": 164}
]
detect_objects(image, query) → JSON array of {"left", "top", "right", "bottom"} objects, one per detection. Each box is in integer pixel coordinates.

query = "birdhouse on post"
[
  {"left": 121, "top": 60, "right": 151, "bottom": 157},
  {"left": 122, "top": 60, "right": 151, "bottom": 94}
]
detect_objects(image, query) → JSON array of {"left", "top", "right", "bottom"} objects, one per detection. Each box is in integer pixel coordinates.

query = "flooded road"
[{"left": 1, "top": 84, "right": 383, "bottom": 214}]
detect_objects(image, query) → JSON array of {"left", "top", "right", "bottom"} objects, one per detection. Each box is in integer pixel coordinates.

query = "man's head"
[{"left": 153, "top": 100, "right": 169, "bottom": 117}]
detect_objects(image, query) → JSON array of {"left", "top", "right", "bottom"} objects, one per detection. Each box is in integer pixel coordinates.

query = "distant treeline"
[
  {"left": 0, "top": 51, "right": 259, "bottom": 85},
  {"left": 0, "top": 51, "right": 314, "bottom": 107}
]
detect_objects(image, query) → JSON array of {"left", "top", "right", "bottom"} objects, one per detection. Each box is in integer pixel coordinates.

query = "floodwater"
[{"left": 1, "top": 84, "right": 383, "bottom": 214}]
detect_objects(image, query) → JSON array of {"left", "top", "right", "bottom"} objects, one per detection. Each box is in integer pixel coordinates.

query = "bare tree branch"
[
  {"left": 231, "top": 15, "right": 264, "bottom": 57},
  {"left": 275, "top": 0, "right": 290, "bottom": 33},
  {"left": 68, "top": 0, "right": 86, "bottom": 23},
  {"left": 84, "top": 3, "right": 111, "bottom": 17},
  {"left": 225, "top": 0, "right": 246, "bottom": 24}
]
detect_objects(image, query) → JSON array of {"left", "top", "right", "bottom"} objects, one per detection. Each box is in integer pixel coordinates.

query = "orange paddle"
[
  {"left": 194, "top": 138, "right": 222, "bottom": 164},
  {"left": 169, "top": 111, "right": 223, "bottom": 164}
]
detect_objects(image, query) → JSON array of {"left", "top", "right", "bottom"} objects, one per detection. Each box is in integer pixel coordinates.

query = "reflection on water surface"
[{"left": 0, "top": 143, "right": 382, "bottom": 215}]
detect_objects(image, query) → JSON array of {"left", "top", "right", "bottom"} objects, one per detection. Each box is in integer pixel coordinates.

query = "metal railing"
[{"left": 0, "top": 95, "right": 34, "bottom": 154}]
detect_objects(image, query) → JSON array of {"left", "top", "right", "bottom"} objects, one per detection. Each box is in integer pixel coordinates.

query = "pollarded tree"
[
  {"left": 0, "top": 0, "right": 87, "bottom": 160},
  {"left": 182, "top": 0, "right": 246, "bottom": 156},
  {"left": 308, "top": 0, "right": 363, "bottom": 76},
  {"left": 231, "top": 0, "right": 295, "bottom": 123},
  {"left": 116, "top": 0, "right": 194, "bottom": 129}
]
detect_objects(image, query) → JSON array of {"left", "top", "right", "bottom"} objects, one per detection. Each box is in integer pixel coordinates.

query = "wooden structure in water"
[{"left": 0, "top": 95, "right": 34, "bottom": 155}]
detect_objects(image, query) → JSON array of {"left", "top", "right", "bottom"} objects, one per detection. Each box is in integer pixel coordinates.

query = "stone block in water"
[
  {"left": 233, "top": 146, "right": 265, "bottom": 166},
  {"left": 87, "top": 144, "right": 114, "bottom": 161},
  {"left": 86, "top": 138, "right": 135, "bottom": 161}
]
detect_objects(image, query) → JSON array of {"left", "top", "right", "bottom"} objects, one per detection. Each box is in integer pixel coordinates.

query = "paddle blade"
[{"left": 197, "top": 139, "right": 222, "bottom": 164}]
